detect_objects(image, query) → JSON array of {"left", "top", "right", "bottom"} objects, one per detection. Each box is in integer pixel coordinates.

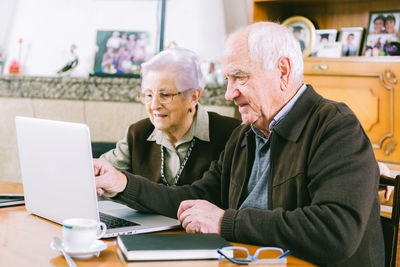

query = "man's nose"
[{"left": 225, "top": 82, "right": 240, "bottom": 101}]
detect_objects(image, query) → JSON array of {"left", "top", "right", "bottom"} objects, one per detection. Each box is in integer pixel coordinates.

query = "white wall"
[
  {"left": 3, "top": 0, "right": 228, "bottom": 77},
  {"left": 5, "top": 0, "right": 159, "bottom": 76},
  {"left": 0, "top": 0, "right": 19, "bottom": 50},
  {"left": 223, "top": 0, "right": 249, "bottom": 35},
  {"left": 165, "top": 0, "right": 226, "bottom": 63}
]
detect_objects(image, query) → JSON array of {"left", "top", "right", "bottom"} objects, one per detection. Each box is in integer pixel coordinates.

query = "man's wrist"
[
  {"left": 220, "top": 209, "right": 238, "bottom": 241},
  {"left": 117, "top": 171, "right": 128, "bottom": 193}
]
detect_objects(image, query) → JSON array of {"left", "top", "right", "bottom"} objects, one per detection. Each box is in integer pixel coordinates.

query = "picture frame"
[
  {"left": 282, "top": 16, "right": 316, "bottom": 57},
  {"left": 316, "top": 42, "right": 342, "bottom": 58},
  {"left": 312, "top": 29, "right": 338, "bottom": 57},
  {"left": 363, "top": 10, "right": 400, "bottom": 56},
  {"left": 93, "top": 30, "right": 153, "bottom": 77},
  {"left": 339, "top": 27, "right": 364, "bottom": 56}
]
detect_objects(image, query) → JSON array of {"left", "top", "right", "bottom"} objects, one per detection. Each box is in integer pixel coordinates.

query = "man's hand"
[
  {"left": 177, "top": 200, "right": 225, "bottom": 234},
  {"left": 93, "top": 158, "right": 127, "bottom": 197}
]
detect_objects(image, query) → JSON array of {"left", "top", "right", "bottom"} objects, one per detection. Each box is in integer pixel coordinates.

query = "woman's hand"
[{"left": 93, "top": 158, "right": 127, "bottom": 197}]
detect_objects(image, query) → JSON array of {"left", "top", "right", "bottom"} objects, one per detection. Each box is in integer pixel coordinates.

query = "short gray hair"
[
  {"left": 141, "top": 47, "right": 205, "bottom": 92},
  {"left": 247, "top": 22, "right": 304, "bottom": 84}
]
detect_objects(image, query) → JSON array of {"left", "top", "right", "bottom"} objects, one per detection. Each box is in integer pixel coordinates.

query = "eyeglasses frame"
[
  {"left": 139, "top": 89, "right": 183, "bottom": 104},
  {"left": 217, "top": 246, "right": 290, "bottom": 265}
]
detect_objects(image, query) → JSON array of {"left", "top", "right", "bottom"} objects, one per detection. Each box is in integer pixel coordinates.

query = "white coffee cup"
[{"left": 62, "top": 218, "right": 107, "bottom": 251}]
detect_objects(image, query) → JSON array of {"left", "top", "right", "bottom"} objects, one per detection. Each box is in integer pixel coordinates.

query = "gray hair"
[
  {"left": 247, "top": 22, "right": 304, "bottom": 84},
  {"left": 141, "top": 47, "right": 205, "bottom": 92}
]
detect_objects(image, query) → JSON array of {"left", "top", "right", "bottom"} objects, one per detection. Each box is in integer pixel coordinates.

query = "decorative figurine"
[{"left": 57, "top": 44, "right": 79, "bottom": 75}]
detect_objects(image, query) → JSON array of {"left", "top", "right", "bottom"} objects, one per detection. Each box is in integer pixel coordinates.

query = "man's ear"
[{"left": 278, "top": 57, "right": 291, "bottom": 91}]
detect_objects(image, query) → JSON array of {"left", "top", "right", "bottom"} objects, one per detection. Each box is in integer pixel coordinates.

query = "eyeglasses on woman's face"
[
  {"left": 139, "top": 89, "right": 183, "bottom": 104},
  {"left": 217, "top": 246, "right": 290, "bottom": 265}
]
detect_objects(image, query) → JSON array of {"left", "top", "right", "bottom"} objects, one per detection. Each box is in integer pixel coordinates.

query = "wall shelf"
[{"left": 0, "top": 75, "right": 232, "bottom": 106}]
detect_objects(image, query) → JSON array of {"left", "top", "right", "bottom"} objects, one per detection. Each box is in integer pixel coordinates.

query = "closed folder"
[
  {"left": 117, "top": 233, "right": 233, "bottom": 261},
  {"left": 0, "top": 194, "right": 24, "bottom": 207}
]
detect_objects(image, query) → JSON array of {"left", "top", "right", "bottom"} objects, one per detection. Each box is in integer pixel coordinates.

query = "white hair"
[
  {"left": 247, "top": 22, "right": 304, "bottom": 84},
  {"left": 141, "top": 47, "right": 205, "bottom": 92}
]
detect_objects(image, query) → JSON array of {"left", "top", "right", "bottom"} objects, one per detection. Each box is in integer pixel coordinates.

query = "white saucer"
[{"left": 52, "top": 240, "right": 108, "bottom": 259}]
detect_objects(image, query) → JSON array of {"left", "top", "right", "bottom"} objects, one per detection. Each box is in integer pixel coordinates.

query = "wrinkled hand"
[
  {"left": 177, "top": 200, "right": 224, "bottom": 234},
  {"left": 93, "top": 158, "right": 127, "bottom": 197}
]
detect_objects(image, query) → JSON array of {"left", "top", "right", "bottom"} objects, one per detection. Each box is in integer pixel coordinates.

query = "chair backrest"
[
  {"left": 91, "top": 142, "right": 116, "bottom": 158},
  {"left": 380, "top": 174, "right": 400, "bottom": 267}
]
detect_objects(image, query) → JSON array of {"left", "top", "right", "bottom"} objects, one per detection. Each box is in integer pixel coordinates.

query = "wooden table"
[{"left": 0, "top": 182, "right": 315, "bottom": 266}]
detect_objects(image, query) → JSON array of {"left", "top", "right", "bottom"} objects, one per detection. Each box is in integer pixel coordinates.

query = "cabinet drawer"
[{"left": 304, "top": 59, "right": 398, "bottom": 74}]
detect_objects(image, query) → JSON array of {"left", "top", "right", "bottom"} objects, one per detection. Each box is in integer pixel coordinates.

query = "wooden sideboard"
[
  {"left": 304, "top": 57, "right": 400, "bottom": 164},
  {"left": 249, "top": 0, "right": 400, "bottom": 164}
]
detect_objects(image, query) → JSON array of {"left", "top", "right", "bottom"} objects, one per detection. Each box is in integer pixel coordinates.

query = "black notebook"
[
  {"left": 117, "top": 233, "right": 232, "bottom": 261},
  {"left": 0, "top": 194, "right": 25, "bottom": 207}
]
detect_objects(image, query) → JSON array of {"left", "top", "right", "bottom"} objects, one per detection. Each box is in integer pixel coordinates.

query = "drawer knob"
[
  {"left": 384, "top": 140, "right": 397, "bottom": 155},
  {"left": 312, "top": 64, "right": 329, "bottom": 70},
  {"left": 319, "top": 64, "right": 329, "bottom": 70},
  {"left": 384, "top": 70, "right": 397, "bottom": 85}
]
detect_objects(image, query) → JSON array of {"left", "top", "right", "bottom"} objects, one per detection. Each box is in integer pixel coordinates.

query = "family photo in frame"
[
  {"left": 363, "top": 10, "right": 400, "bottom": 56},
  {"left": 93, "top": 30, "right": 152, "bottom": 76},
  {"left": 339, "top": 27, "right": 364, "bottom": 56}
]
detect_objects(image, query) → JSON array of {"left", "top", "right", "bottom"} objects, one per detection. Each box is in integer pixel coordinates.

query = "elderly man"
[{"left": 94, "top": 22, "right": 384, "bottom": 266}]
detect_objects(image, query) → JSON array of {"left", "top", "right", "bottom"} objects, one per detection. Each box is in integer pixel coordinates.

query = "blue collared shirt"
[{"left": 239, "top": 84, "right": 307, "bottom": 210}]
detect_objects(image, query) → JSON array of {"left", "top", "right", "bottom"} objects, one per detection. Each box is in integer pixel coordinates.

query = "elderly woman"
[{"left": 100, "top": 47, "right": 240, "bottom": 186}]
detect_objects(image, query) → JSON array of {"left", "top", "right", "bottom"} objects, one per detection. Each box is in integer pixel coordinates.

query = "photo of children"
[
  {"left": 364, "top": 11, "right": 400, "bottom": 56},
  {"left": 93, "top": 30, "right": 152, "bottom": 75}
]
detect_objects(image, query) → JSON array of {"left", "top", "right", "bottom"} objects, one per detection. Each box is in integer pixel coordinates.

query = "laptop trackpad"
[
  {"left": 99, "top": 200, "right": 141, "bottom": 214},
  {"left": 99, "top": 200, "right": 165, "bottom": 223}
]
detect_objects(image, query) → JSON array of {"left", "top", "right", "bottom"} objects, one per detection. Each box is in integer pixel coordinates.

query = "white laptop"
[{"left": 15, "top": 116, "right": 181, "bottom": 238}]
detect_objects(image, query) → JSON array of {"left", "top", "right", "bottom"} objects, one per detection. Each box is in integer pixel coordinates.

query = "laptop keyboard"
[{"left": 100, "top": 212, "right": 139, "bottom": 229}]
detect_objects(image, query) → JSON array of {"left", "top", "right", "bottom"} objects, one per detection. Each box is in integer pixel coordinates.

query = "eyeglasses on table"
[{"left": 217, "top": 246, "right": 291, "bottom": 265}]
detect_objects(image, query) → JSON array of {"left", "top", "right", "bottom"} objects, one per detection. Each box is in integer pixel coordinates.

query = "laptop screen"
[{"left": 15, "top": 116, "right": 99, "bottom": 224}]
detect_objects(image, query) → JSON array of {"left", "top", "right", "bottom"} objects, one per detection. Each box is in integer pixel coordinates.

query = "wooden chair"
[{"left": 380, "top": 174, "right": 400, "bottom": 267}]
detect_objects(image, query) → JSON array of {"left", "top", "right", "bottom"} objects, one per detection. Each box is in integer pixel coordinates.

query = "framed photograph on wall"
[
  {"left": 312, "top": 29, "right": 338, "bottom": 57},
  {"left": 282, "top": 16, "right": 316, "bottom": 57},
  {"left": 339, "top": 27, "right": 364, "bottom": 56},
  {"left": 363, "top": 10, "right": 400, "bottom": 56},
  {"left": 93, "top": 30, "right": 153, "bottom": 76}
]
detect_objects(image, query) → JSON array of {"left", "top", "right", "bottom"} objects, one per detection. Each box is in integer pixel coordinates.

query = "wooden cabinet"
[
  {"left": 249, "top": 0, "right": 400, "bottom": 164},
  {"left": 303, "top": 57, "right": 400, "bottom": 163}
]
